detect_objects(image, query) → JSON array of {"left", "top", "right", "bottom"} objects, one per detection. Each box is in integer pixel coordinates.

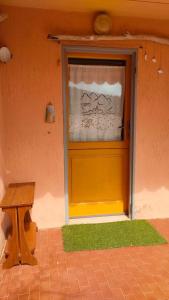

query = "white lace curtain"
[
  {"left": 69, "top": 64, "right": 125, "bottom": 142},
  {"left": 69, "top": 64, "right": 125, "bottom": 84}
]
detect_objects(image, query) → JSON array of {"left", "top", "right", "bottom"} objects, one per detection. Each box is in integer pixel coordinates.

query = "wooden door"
[{"left": 66, "top": 53, "right": 131, "bottom": 218}]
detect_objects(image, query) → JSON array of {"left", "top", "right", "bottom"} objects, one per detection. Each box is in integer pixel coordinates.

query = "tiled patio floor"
[{"left": 1, "top": 219, "right": 169, "bottom": 300}]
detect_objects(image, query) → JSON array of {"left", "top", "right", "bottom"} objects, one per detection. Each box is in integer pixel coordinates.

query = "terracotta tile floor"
[{"left": 1, "top": 219, "right": 169, "bottom": 300}]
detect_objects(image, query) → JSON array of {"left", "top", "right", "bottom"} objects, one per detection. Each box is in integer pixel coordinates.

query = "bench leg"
[
  {"left": 17, "top": 207, "right": 37, "bottom": 266},
  {"left": 3, "top": 208, "right": 20, "bottom": 269}
]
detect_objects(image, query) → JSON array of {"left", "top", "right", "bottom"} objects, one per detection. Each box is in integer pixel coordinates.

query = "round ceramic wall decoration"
[{"left": 94, "top": 13, "right": 112, "bottom": 35}]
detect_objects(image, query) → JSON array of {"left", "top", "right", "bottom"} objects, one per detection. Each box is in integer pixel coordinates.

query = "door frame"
[{"left": 61, "top": 45, "right": 137, "bottom": 224}]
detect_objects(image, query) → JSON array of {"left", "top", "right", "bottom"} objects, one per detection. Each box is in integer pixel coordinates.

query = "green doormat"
[{"left": 62, "top": 220, "right": 167, "bottom": 252}]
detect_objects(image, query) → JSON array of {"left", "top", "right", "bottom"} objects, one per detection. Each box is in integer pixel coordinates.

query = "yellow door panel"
[
  {"left": 69, "top": 149, "right": 129, "bottom": 217},
  {"left": 69, "top": 202, "right": 125, "bottom": 217}
]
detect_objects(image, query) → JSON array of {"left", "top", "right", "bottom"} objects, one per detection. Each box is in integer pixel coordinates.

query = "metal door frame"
[{"left": 62, "top": 45, "right": 137, "bottom": 224}]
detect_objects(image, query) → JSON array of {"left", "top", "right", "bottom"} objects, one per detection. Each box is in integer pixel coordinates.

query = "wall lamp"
[{"left": 0, "top": 46, "right": 12, "bottom": 63}]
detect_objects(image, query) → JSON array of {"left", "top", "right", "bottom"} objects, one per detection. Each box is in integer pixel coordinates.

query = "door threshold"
[{"left": 69, "top": 214, "right": 130, "bottom": 225}]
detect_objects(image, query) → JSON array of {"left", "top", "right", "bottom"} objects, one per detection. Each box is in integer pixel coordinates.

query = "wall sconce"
[
  {"left": 45, "top": 102, "right": 55, "bottom": 123},
  {"left": 0, "top": 46, "right": 12, "bottom": 63}
]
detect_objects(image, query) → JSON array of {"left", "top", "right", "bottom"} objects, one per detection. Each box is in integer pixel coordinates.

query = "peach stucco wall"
[
  {"left": 134, "top": 42, "right": 169, "bottom": 218},
  {"left": 0, "top": 70, "right": 6, "bottom": 255},
  {"left": 1, "top": 5, "right": 169, "bottom": 230}
]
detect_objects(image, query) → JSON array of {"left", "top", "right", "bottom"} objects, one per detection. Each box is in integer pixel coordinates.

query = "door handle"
[
  {"left": 127, "top": 120, "right": 130, "bottom": 138},
  {"left": 118, "top": 122, "right": 130, "bottom": 139}
]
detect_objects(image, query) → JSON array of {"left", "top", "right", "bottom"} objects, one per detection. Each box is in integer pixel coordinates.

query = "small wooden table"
[{"left": 0, "top": 182, "right": 37, "bottom": 268}]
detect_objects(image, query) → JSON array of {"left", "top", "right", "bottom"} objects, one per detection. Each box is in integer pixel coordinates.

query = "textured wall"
[
  {"left": 0, "top": 69, "right": 6, "bottom": 255},
  {"left": 0, "top": 5, "right": 169, "bottom": 228},
  {"left": 134, "top": 43, "right": 169, "bottom": 218}
]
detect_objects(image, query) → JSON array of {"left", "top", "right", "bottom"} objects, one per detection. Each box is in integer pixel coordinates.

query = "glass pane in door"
[{"left": 69, "top": 62, "right": 125, "bottom": 142}]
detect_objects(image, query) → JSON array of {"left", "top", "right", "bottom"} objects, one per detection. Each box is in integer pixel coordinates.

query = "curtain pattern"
[{"left": 69, "top": 64, "right": 125, "bottom": 142}]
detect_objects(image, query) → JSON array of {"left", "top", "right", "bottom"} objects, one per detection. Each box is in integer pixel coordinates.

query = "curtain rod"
[{"left": 48, "top": 33, "right": 169, "bottom": 46}]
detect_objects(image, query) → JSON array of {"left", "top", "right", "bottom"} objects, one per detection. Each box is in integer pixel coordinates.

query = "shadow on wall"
[{"left": 0, "top": 165, "right": 11, "bottom": 243}]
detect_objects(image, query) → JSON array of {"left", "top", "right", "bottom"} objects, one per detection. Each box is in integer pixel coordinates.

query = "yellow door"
[{"left": 67, "top": 53, "right": 131, "bottom": 217}]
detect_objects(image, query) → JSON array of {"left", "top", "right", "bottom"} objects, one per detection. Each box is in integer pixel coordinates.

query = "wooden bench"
[{"left": 0, "top": 182, "right": 38, "bottom": 268}]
